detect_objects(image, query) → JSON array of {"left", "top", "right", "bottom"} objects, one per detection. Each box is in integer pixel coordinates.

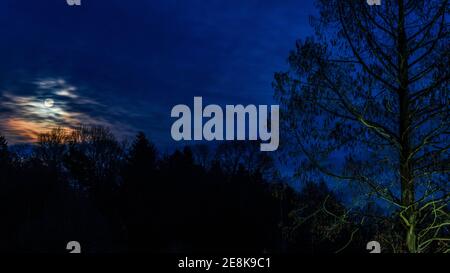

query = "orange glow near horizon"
[
  {"left": 5, "top": 118, "right": 52, "bottom": 143},
  {"left": 0, "top": 79, "right": 91, "bottom": 143},
  {"left": 1, "top": 78, "right": 134, "bottom": 144}
]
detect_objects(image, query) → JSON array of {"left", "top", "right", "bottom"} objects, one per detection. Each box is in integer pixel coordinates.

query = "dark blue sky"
[{"left": 0, "top": 0, "right": 316, "bottom": 147}]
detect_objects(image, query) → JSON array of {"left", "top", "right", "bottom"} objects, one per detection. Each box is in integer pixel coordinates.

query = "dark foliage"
[{"left": 0, "top": 129, "right": 382, "bottom": 253}]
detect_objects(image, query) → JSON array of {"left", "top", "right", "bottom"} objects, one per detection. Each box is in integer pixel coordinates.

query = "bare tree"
[
  {"left": 35, "top": 127, "right": 70, "bottom": 170},
  {"left": 67, "top": 125, "right": 124, "bottom": 189},
  {"left": 275, "top": 0, "right": 449, "bottom": 253},
  {"left": 215, "top": 141, "right": 275, "bottom": 178}
]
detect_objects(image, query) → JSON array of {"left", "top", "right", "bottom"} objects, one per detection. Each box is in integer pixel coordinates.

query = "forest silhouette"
[{"left": 0, "top": 126, "right": 382, "bottom": 253}]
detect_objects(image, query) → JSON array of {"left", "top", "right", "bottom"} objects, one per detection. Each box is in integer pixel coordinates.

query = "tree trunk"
[{"left": 397, "top": 0, "right": 417, "bottom": 253}]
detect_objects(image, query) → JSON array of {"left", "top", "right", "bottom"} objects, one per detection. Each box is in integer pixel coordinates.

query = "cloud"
[
  {"left": 55, "top": 89, "right": 78, "bottom": 99},
  {"left": 0, "top": 0, "right": 316, "bottom": 148},
  {"left": 0, "top": 77, "right": 136, "bottom": 144}
]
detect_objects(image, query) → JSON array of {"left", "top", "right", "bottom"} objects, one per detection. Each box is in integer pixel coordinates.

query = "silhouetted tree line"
[{"left": 0, "top": 126, "right": 391, "bottom": 253}]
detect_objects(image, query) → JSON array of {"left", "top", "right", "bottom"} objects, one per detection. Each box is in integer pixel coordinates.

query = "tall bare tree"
[{"left": 275, "top": 0, "right": 449, "bottom": 253}]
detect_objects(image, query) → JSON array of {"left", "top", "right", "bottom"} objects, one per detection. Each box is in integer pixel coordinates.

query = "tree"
[
  {"left": 65, "top": 125, "right": 124, "bottom": 194},
  {"left": 274, "top": 0, "right": 449, "bottom": 253},
  {"left": 215, "top": 141, "right": 275, "bottom": 178},
  {"left": 0, "top": 135, "right": 10, "bottom": 192},
  {"left": 0, "top": 135, "right": 8, "bottom": 166},
  {"left": 121, "top": 132, "right": 159, "bottom": 251},
  {"left": 35, "top": 127, "right": 69, "bottom": 171},
  {"left": 127, "top": 132, "right": 158, "bottom": 173},
  {"left": 280, "top": 181, "right": 361, "bottom": 253}
]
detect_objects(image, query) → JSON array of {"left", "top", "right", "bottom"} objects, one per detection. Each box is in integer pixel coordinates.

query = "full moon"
[{"left": 44, "top": 98, "right": 55, "bottom": 108}]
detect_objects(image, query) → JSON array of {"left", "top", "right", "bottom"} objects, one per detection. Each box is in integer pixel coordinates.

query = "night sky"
[{"left": 0, "top": 0, "right": 315, "bottom": 148}]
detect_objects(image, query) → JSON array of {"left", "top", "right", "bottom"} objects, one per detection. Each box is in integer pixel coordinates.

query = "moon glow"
[{"left": 44, "top": 98, "right": 55, "bottom": 108}]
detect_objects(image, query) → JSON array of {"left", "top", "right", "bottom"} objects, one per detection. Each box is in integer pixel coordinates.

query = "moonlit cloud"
[
  {"left": 0, "top": 78, "right": 135, "bottom": 144},
  {"left": 0, "top": 0, "right": 315, "bottom": 148},
  {"left": 55, "top": 89, "right": 78, "bottom": 99}
]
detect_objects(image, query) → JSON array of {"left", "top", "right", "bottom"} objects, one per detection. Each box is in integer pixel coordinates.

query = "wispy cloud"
[{"left": 0, "top": 77, "right": 135, "bottom": 144}]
